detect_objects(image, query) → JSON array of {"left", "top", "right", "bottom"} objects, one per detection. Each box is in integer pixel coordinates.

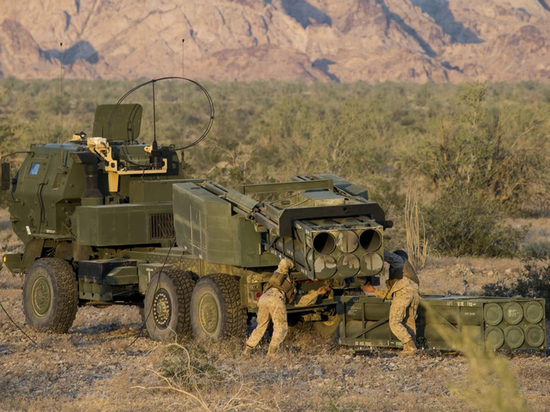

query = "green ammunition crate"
[{"left": 337, "top": 295, "right": 546, "bottom": 351}]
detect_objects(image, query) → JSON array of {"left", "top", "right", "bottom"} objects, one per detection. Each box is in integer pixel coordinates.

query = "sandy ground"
[
  {"left": 1, "top": 213, "right": 549, "bottom": 411},
  {"left": 1, "top": 265, "right": 550, "bottom": 411}
]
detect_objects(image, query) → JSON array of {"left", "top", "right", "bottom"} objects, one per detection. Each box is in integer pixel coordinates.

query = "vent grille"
[{"left": 150, "top": 213, "right": 175, "bottom": 239}]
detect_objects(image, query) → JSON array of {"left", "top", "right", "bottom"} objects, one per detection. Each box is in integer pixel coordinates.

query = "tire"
[
  {"left": 22, "top": 258, "right": 78, "bottom": 333},
  {"left": 191, "top": 274, "right": 247, "bottom": 341},
  {"left": 313, "top": 314, "right": 341, "bottom": 338},
  {"left": 143, "top": 268, "right": 195, "bottom": 341}
]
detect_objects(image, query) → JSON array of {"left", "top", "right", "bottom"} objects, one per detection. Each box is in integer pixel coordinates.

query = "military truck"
[
  {"left": 2, "top": 79, "right": 545, "bottom": 351},
  {"left": 1, "top": 82, "right": 391, "bottom": 341}
]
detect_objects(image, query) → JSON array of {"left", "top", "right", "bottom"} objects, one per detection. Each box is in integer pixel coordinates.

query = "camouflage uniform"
[
  {"left": 245, "top": 259, "right": 327, "bottom": 355},
  {"left": 245, "top": 259, "right": 297, "bottom": 354},
  {"left": 245, "top": 286, "right": 289, "bottom": 351},
  {"left": 374, "top": 251, "right": 421, "bottom": 349}
]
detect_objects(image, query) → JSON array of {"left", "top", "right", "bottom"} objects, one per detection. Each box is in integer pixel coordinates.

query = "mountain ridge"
[{"left": 0, "top": 0, "right": 549, "bottom": 83}]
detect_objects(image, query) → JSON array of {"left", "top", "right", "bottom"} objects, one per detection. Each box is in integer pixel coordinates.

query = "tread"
[
  {"left": 144, "top": 267, "right": 195, "bottom": 340},
  {"left": 215, "top": 274, "right": 247, "bottom": 338},
  {"left": 23, "top": 258, "right": 78, "bottom": 333},
  {"left": 202, "top": 274, "right": 247, "bottom": 338},
  {"left": 164, "top": 268, "right": 196, "bottom": 336}
]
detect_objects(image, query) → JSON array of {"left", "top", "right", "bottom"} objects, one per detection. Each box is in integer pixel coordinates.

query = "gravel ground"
[{"left": 1, "top": 267, "right": 549, "bottom": 412}]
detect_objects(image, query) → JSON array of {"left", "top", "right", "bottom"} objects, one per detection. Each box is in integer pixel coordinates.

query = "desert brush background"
[{"left": 1, "top": 0, "right": 550, "bottom": 411}]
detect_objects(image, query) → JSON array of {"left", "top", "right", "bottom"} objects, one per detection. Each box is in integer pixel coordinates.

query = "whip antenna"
[
  {"left": 181, "top": 38, "right": 185, "bottom": 160},
  {"left": 59, "top": 42, "right": 64, "bottom": 135},
  {"left": 150, "top": 80, "right": 163, "bottom": 169}
]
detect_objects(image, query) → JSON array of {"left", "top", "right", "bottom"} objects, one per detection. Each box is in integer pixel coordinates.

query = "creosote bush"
[{"left": 425, "top": 187, "right": 527, "bottom": 257}]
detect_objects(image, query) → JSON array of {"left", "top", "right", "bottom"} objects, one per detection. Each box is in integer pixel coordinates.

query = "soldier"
[
  {"left": 362, "top": 250, "right": 420, "bottom": 354},
  {"left": 243, "top": 258, "right": 331, "bottom": 356}
]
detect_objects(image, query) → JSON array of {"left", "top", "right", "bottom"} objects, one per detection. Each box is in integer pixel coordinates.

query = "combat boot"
[
  {"left": 401, "top": 340, "right": 417, "bottom": 355},
  {"left": 267, "top": 345, "right": 279, "bottom": 358},
  {"left": 242, "top": 345, "right": 253, "bottom": 356}
]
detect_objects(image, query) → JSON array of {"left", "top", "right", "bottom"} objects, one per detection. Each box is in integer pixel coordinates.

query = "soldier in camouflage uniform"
[
  {"left": 362, "top": 250, "right": 421, "bottom": 354},
  {"left": 243, "top": 259, "right": 330, "bottom": 357}
]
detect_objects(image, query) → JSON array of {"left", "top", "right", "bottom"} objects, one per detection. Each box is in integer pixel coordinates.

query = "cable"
[
  {"left": 124, "top": 237, "right": 177, "bottom": 351},
  {"left": 1, "top": 151, "right": 31, "bottom": 163},
  {"left": 0, "top": 296, "right": 38, "bottom": 346}
]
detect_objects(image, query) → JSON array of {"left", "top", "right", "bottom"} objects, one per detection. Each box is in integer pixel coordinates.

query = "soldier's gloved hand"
[
  {"left": 317, "top": 286, "right": 332, "bottom": 295},
  {"left": 361, "top": 283, "right": 375, "bottom": 294}
]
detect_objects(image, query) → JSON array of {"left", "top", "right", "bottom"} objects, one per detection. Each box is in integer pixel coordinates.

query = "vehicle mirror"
[{"left": 1, "top": 162, "right": 10, "bottom": 190}]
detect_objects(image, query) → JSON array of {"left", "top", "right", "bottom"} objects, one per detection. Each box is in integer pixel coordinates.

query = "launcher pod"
[{"left": 337, "top": 296, "right": 546, "bottom": 351}]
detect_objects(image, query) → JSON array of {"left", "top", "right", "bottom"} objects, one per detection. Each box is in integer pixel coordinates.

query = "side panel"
[
  {"left": 173, "top": 182, "right": 278, "bottom": 267},
  {"left": 75, "top": 203, "right": 175, "bottom": 246},
  {"left": 128, "top": 179, "right": 205, "bottom": 203}
]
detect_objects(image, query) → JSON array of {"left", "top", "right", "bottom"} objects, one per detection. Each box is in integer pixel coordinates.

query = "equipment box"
[{"left": 75, "top": 203, "right": 175, "bottom": 246}]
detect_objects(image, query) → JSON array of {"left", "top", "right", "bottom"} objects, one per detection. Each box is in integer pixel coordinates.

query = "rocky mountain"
[{"left": 0, "top": 0, "right": 549, "bottom": 83}]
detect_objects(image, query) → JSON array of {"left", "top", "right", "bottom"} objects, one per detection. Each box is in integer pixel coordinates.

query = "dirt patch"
[{"left": 417, "top": 256, "right": 526, "bottom": 296}]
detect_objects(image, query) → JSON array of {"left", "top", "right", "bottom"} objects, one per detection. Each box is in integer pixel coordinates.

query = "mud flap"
[{"left": 21, "top": 238, "right": 45, "bottom": 274}]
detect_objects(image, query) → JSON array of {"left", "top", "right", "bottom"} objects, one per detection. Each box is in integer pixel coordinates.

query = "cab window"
[{"left": 29, "top": 162, "right": 41, "bottom": 175}]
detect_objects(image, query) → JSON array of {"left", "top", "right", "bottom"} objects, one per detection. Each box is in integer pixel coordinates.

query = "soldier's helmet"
[
  {"left": 393, "top": 249, "right": 409, "bottom": 260},
  {"left": 277, "top": 259, "right": 294, "bottom": 273}
]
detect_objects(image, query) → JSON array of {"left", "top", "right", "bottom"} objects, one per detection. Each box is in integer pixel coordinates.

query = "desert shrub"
[
  {"left": 483, "top": 262, "right": 550, "bottom": 316},
  {"left": 425, "top": 187, "right": 527, "bottom": 257},
  {"left": 404, "top": 187, "right": 429, "bottom": 269},
  {"left": 144, "top": 341, "right": 275, "bottom": 410},
  {"left": 522, "top": 240, "right": 550, "bottom": 259},
  {"left": 449, "top": 345, "right": 528, "bottom": 412},
  {"left": 159, "top": 341, "right": 224, "bottom": 391},
  {"left": 409, "top": 82, "right": 550, "bottom": 215},
  {"left": 1, "top": 78, "right": 550, "bottom": 224}
]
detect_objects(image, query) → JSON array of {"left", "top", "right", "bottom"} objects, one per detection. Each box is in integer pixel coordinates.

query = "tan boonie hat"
[{"left": 277, "top": 259, "right": 294, "bottom": 272}]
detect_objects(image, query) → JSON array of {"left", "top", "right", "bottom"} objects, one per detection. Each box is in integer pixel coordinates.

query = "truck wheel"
[
  {"left": 23, "top": 258, "right": 78, "bottom": 333},
  {"left": 313, "top": 314, "right": 341, "bottom": 338},
  {"left": 191, "top": 274, "right": 247, "bottom": 340},
  {"left": 144, "top": 268, "right": 195, "bottom": 341}
]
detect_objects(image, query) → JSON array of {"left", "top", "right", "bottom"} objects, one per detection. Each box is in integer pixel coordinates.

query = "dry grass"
[
  {"left": 449, "top": 348, "right": 528, "bottom": 412},
  {"left": 423, "top": 305, "right": 530, "bottom": 412},
  {"left": 0, "top": 267, "right": 548, "bottom": 411},
  {"left": 136, "top": 341, "right": 278, "bottom": 411}
]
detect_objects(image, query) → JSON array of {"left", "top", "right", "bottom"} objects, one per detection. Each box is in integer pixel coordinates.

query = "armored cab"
[{"left": 4, "top": 103, "right": 188, "bottom": 274}]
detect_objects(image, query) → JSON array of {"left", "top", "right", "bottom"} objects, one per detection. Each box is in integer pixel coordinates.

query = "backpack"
[{"left": 265, "top": 270, "right": 296, "bottom": 303}]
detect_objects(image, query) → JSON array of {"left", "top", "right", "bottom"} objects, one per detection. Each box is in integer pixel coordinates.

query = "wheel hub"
[
  {"left": 31, "top": 276, "right": 51, "bottom": 317},
  {"left": 153, "top": 289, "right": 171, "bottom": 328},
  {"left": 198, "top": 293, "right": 219, "bottom": 334}
]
